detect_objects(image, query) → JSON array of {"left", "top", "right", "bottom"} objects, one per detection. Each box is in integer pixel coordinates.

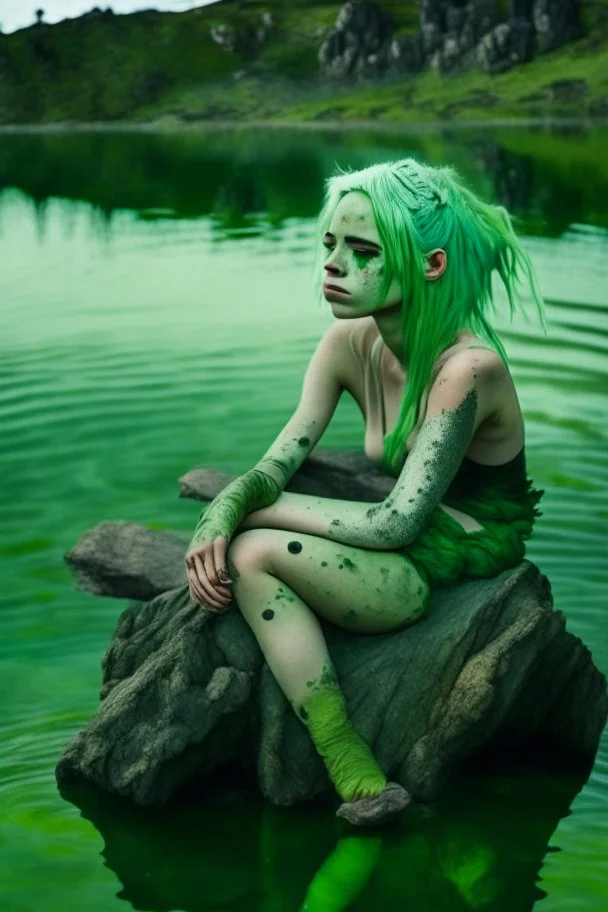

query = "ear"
[{"left": 424, "top": 249, "right": 447, "bottom": 281}]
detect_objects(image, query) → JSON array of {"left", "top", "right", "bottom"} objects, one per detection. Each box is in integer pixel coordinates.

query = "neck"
[{"left": 371, "top": 303, "right": 408, "bottom": 370}]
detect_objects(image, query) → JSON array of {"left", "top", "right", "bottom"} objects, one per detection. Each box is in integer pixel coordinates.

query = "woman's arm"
[
  {"left": 189, "top": 320, "right": 351, "bottom": 548},
  {"left": 186, "top": 321, "right": 354, "bottom": 606},
  {"left": 239, "top": 349, "right": 505, "bottom": 550}
]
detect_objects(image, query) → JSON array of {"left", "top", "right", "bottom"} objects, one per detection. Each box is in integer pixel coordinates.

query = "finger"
[
  {"left": 187, "top": 563, "right": 221, "bottom": 608},
  {"left": 186, "top": 566, "right": 211, "bottom": 606},
  {"left": 201, "top": 548, "right": 231, "bottom": 601},
  {"left": 192, "top": 554, "right": 231, "bottom": 607},
  {"left": 203, "top": 543, "right": 222, "bottom": 588},
  {"left": 188, "top": 570, "right": 225, "bottom": 611},
  {"left": 193, "top": 547, "right": 233, "bottom": 602},
  {"left": 213, "top": 537, "right": 233, "bottom": 584}
]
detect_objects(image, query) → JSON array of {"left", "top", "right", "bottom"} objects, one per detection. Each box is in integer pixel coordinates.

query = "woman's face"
[{"left": 322, "top": 191, "right": 402, "bottom": 317}]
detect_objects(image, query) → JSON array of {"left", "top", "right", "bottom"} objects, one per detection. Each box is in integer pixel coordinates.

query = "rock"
[
  {"left": 422, "top": 0, "right": 501, "bottom": 73},
  {"left": 210, "top": 12, "right": 273, "bottom": 58},
  {"left": 56, "top": 450, "right": 608, "bottom": 809},
  {"left": 210, "top": 24, "right": 236, "bottom": 54},
  {"left": 533, "top": 0, "right": 581, "bottom": 54},
  {"left": 478, "top": 18, "right": 535, "bottom": 74},
  {"left": 318, "top": 1, "right": 403, "bottom": 81},
  {"left": 316, "top": 0, "right": 581, "bottom": 82},
  {"left": 386, "top": 34, "right": 424, "bottom": 77},
  {"left": 64, "top": 520, "right": 189, "bottom": 600}
]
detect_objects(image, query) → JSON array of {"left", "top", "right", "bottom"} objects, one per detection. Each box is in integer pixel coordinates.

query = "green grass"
[
  {"left": 0, "top": 1, "right": 607, "bottom": 125},
  {"left": 280, "top": 31, "right": 608, "bottom": 124}
]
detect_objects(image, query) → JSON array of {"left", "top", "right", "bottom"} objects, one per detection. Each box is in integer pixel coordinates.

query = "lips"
[{"left": 323, "top": 282, "right": 350, "bottom": 295}]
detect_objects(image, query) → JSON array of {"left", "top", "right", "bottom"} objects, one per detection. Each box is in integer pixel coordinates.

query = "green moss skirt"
[{"left": 403, "top": 476, "right": 545, "bottom": 589}]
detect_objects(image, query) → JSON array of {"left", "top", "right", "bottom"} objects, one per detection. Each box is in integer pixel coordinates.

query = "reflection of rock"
[
  {"left": 59, "top": 744, "right": 590, "bottom": 912},
  {"left": 56, "top": 449, "right": 608, "bottom": 809}
]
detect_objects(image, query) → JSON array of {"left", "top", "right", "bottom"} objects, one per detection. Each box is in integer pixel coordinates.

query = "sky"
[{"left": 0, "top": 0, "right": 221, "bottom": 34}]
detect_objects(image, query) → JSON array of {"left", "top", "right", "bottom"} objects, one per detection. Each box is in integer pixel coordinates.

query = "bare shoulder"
[
  {"left": 317, "top": 317, "right": 371, "bottom": 388},
  {"left": 429, "top": 342, "right": 511, "bottom": 423}
]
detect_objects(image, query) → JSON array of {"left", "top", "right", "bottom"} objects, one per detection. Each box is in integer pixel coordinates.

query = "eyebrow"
[{"left": 323, "top": 232, "right": 382, "bottom": 250}]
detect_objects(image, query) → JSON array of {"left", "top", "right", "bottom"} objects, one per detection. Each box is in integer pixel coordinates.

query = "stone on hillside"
[
  {"left": 533, "top": 0, "right": 581, "bottom": 54},
  {"left": 478, "top": 18, "right": 535, "bottom": 74}
]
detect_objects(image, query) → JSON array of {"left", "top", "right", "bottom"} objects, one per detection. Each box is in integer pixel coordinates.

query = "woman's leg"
[{"left": 225, "top": 529, "right": 428, "bottom": 806}]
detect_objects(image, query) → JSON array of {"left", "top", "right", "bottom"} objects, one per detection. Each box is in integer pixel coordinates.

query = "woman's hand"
[{"left": 185, "top": 534, "right": 234, "bottom": 612}]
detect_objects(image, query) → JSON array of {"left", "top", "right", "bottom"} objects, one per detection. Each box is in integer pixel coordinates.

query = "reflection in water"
[
  {"left": 58, "top": 743, "right": 587, "bottom": 912},
  {"left": 1, "top": 125, "right": 607, "bottom": 912},
  {"left": 0, "top": 127, "right": 607, "bottom": 239}
]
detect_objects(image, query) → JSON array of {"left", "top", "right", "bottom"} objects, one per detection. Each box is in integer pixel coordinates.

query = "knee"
[{"left": 227, "top": 529, "right": 275, "bottom": 577}]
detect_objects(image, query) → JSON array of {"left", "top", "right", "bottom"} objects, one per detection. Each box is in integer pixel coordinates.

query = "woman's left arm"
[{"left": 239, "top": 350, "right": 504, "bottom": 549}]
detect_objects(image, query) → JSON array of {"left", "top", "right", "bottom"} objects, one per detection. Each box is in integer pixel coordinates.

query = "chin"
[{"left": 329, "top": 301, "right": 360, "bottom": 318}]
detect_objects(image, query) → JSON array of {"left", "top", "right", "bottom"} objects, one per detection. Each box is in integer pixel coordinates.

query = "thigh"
[{"left": 228, "top": 529, "right": 430, "bottom": 634}]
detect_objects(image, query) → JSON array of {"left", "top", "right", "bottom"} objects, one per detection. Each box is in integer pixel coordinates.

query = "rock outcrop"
[
  {"left": 318, "top": 0, "right": 581, "bottom": 81},
  {"left": 318, "top": 1, "right": 423, "bottom": 80},
  {"left": 56, "top": 449, "right": 607, "bottom": 809}
]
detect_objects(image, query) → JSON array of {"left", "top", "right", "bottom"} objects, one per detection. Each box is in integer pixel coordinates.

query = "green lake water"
[{"left": 0, "top": 125, "right": 606, "bottom": 912}]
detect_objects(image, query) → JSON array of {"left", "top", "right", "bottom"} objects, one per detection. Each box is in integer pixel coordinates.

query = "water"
[{"left": 0, "top": 126, "right": 606, "bottom": 912}]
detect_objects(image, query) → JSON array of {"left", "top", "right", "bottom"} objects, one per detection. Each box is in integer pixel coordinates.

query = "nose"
[{"left": 324, "top": 248, "right": 346, "bottom": 277}]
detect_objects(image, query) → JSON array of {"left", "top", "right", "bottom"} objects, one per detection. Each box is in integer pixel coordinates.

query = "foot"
[{"left": 336, "top": 781, "right": 411, "bottom": 826}]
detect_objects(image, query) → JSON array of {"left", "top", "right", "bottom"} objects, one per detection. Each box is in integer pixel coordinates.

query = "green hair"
[{"left": 312, "top": 157, "right": 547, "bottom": 474}]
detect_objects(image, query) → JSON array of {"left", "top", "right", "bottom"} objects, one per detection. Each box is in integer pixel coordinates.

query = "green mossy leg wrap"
[{"left": 300, "top": 685, "right": 387, "bottom": 802}]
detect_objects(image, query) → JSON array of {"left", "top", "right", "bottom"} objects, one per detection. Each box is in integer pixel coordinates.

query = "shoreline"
[{"left": 1, "top": 115, "right": 607, "bottom": 134}]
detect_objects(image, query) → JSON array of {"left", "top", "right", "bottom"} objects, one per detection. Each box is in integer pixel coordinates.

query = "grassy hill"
[{"left": 0, "top": 0, "right": 607, "bottom": 125}]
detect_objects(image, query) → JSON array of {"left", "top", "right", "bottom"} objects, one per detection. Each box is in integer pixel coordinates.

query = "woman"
[{"left": 185, "top": 157, "right": 546, "bottom": 827}]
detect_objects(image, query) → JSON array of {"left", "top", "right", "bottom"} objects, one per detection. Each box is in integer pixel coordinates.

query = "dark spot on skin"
[
  {"left": 391, "top": 509, "right": 398, "bottom": 516},
  {"left": 408, "top": 498, "right": 414, "bottom": 503},
  {"left": 288, "top": 541, "right": 302, "bottom": 554},
  {"left": 299, "top": 706, "right": 309, "bottom": 721},
  {"left": 380, "top": 567, "right": 389, "bottom": 581},
  {"left": 338, "top": 564, "right": 344, "bottom": 569},
  {"left": 321, "top": 561, "right": 328, "bottom": 567},
  {"left": 319, "top": 664, "right": 338, "bottom": 687},
  {"left": 330, "top": 519, "right": 341, "bottom": 527},
  {"left": 343, "top": 609, "right": 357, "bottom": 621},
  {"left": 342, "top": 557, "right": 357, "bottom": 571},
  {"left": 298, "top": 437, "right": 310, "bottom": 447},
  {"left": 417, "top": 488, "right": 423, "bottom": 493},
  {"left": 262, "top": 609, "right": 275, "bottom": 621}
]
